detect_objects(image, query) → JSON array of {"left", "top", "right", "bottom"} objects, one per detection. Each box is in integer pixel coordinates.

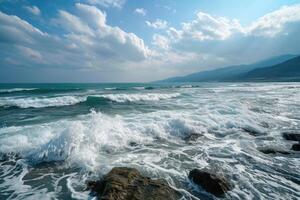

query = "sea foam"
[
  {"left": 94, "top": 93, "right": 180, "bottom": 103},
  {"left": 0, "top": 93, "right": 180, "bottom": 108},
  {"left": 0, "top": 96, "right": 86, "bottom": 108}
]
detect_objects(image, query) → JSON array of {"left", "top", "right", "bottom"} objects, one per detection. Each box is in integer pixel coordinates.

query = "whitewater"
[{"left": 0, "top": 82, "right": 299, "bottom": 200}]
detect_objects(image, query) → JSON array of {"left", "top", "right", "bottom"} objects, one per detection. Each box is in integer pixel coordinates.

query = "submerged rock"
[
  {"left": 188, "top": 169, "right": 233, "bottom": 197},
  {"left": 87, "top": 167, "right": 181, "bottom": 200},
  {"left": 291, "top": 143, "right": 300, "bottom": 151},
  {"left": 282, "top": 133, "right": 300, "bottom": 142},
  {"left": 259, "top": 148, "right": 290, "bottom": 155}
]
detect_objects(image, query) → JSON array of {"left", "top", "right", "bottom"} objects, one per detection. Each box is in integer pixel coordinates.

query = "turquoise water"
[{"left": 0, "top": 83, "right": 299, "bottom": 199}]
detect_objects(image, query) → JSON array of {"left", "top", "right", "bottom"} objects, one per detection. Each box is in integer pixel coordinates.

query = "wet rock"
[
  {"left": 259, "top": 148, "right": 290, "bottom": 155},
  {"left": 184, "top": 133, "right": 202, "bottom": 142},
  {"left": 282, "top": 133, "right": 300, "bottom": 142},
  {"left": 291, "top": 143, "right": 300, "bottom": 151},
  {"left": 188, "top": 169, "right": 233, "bottom": 197},
  {"left": 87, "top": 167, "right": 181, "bottom": 200}
]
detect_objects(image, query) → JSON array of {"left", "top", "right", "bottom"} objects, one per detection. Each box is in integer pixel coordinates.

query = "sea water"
[{"left": 0, "top": 82, "right": 299, "bottom": 199}]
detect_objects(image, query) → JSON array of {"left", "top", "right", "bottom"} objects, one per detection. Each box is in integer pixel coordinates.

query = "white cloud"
[
  {"left": 0, "top": 4, "right": 150, "bottom": 72},
  {"left": 134, "top": 8, "right": 147, "bottom": 16},
  {"left": 180, "top": 12, "right": 242, "bottom": 41},
  {"left": 1, "top": 3, "right": 300, "bottom": 82},
  {"left": 76, "top": 3, "right": 106, "bottom": 28},
  {"left": 247, "top": 4, "right": 300, "bottom": 37},
  {"left": 18, "top": 46, "right": 42, "bottom": 61},
  {"left": 24, "top": 5, "right": 41, "bottom": 16},
  {"left": 147, "top": 4, "right": 300, "bottom": 78},
  {"left": 146, "top": 19, "right": 168, "bottom": 29},
  {"left": 85, "top": 0, "right": 125, "bottom": 9},
  {"left": 57, "top": 10, "right": 94, "bottom": 35},
  {"left": 152, "top": 34, "right": 169, "bottom": 50}
]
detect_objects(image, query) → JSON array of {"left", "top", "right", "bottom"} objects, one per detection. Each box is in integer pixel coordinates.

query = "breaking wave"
[
  {"left": 0, "top": 93, "right": 181, "bottom": 108},
  {"left": 93, "top": 93, "right": 180, "bottom": 103},
  {"left": 0, "top": 88, "right": 37, "bottom": 93},
  {"left": 0, "top": 96, "right": 86, "bottom": 108}
]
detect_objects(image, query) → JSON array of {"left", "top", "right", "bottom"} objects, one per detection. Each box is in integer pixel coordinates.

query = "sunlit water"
[{"left": 0, "top": 82, "right": 299, "bottom": 200}]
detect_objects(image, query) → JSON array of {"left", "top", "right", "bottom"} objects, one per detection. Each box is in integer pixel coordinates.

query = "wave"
[
  {"left": 0, "top": 87, "right": 83, "bottom": 95},
  {"left": 0, "top": 88, "right": 37, "bottom": 93},
  {"left": 0, "top": 96, "right": 86, "bottom": 108},
  {"left": 0, "top": 93, "right": 180, "bottom": 108},
  {"left": 91, "top": 93, "right": 180, "bottom": 103},
  {"left": 104, "top": 87, "right": 127, "bottom": 91},
  {"left": 0, "top": 110, "right": 201, "bottom": 166}
]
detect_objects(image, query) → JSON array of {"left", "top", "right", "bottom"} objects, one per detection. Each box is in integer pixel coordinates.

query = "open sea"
[{"left": 0, "top": 82, "right": 299, "bottom": 199}]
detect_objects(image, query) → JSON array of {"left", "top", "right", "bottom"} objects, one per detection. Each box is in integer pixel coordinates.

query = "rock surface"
[
  {"left": 282, "top": 133, "right": 300, "bottom": 142},
  {"left": 87, "top": 167, "right": 181, "bottom": 200},
  {"left": 291, "top": 143, "right": 300, "bottom": 151},
  {"left": 188, "top": 169, "right": 233, "bottom": 197}
]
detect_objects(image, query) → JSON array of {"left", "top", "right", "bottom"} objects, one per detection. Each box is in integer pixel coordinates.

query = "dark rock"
[
  {"left": 188, "top": 169, "right": 233, "bottom": 197},
  {"left": 291, "top": 143, "right": 300, "bottom": 151},
  {"left": 184, "top": 133, "right": 202, "bottom": 142},
  {"left": 87, "top": 167, "right": 181, "bottom": 200},
  {"left": 282, "top": 133, "right": 300, "bottom": 142},
  {"left": 259, "top": 148, "right": 290, "bottom": 155}
]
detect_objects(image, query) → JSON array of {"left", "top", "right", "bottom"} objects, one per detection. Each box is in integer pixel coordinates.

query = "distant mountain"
[
  {"left": 244, "top": 55, "right": 300, "bottom": 81},
  {"left": 159, "top": 54, "right": 297, "bottom": 82}
]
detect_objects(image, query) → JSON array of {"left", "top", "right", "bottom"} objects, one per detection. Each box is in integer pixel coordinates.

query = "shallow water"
[{"left": 0, "top": 82, "right": 299, "bottom": 200}]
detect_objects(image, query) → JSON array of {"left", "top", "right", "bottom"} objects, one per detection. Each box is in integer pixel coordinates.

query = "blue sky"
[{"left": 0, "top": 0, "right": 300, "bottom": 82}]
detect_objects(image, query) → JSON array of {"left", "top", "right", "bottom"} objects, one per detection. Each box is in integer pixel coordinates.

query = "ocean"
[{"left": 0, "top": 82, "right": 299, "bottom": 199}]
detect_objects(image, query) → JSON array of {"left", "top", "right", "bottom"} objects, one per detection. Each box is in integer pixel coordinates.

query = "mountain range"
[{"left": 160, "top": 54, "right": 300, "bottom": 82}]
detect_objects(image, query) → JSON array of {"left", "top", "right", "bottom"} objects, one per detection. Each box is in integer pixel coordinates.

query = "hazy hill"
[
  {"left": 244, "top": 55, "right": 300, "bottom": 81},
  {"left": 160, "top": 54, "right": 296, "bottom": 82}
]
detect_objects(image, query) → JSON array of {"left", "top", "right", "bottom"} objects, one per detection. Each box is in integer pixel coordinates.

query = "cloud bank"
[{"left": 0, "top": 3, "right": 300, "bottom": 82}]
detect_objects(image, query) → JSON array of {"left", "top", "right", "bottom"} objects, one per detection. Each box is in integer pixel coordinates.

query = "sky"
[{"left": 0, "top": 0, "right": 300, "bottom": 83}]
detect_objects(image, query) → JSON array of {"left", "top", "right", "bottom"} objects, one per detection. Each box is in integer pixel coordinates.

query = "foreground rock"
[
  {"left": 188, "top": 169, "right": 233, "bottom": 197},
  {"left": 282, "top": 133, "right": 300, "bottom": 142},
  {"left": 291, "top": 143, "right": 300, "bottom": 151},
  {"left": 87, "top": 167, "right": 181, "bottom": 200}
]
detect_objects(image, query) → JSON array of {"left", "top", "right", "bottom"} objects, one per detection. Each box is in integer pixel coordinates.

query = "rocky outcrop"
[
  {"left": 188, "top": 169, "right": 233, "bottom": 197},
  {"left": 87, "top": 167, "right": 181, "bottom": 200},
  {"left": 282, "top": 133, "right": 300, "bottom": 142}
]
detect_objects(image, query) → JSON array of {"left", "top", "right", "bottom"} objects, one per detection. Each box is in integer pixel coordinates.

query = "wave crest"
[
  {"left": 94, "top": 93, "right": 180, "bottom": 103},
  {"left": 0, "top": 93, "right": 180, "bottom": 108},
  {"left": 0, "top": 96, "right": 86, "bottom": 108}
]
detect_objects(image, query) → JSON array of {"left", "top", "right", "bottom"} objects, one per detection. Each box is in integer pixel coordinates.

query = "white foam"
[
  {"left": 180, "top": 85, "right": 192, "bottom": 88},
  {"left": 0, "top": 88, "right": 37, "bottom": 93},
  {"left": 94, "top": 93, "right": 180, "bottom": 102},
  {"left": 104, "top": 87, "right": 117, "bottom": 90},
  {"left": 0, "top": 93, "right": 180, "bottom": 108},
  {"left": 132, "top": 87, "right": 145, "bottom": 90},
  {"left": 0, "top": 96, "right": 86, "bottom": 108}
]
